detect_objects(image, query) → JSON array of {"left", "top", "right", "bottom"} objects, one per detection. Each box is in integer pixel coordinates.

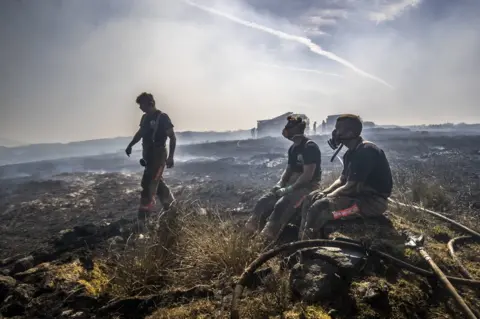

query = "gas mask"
[
  {"left": 327, "top": 129, "right": 345, "bottom": 162},
  {"left": 327, "top": 129, "right": 342, "bottom": 150}
]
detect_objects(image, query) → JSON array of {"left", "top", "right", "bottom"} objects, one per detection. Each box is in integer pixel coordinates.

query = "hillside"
[{"left": 0, "top": 133, "right": 479, "bottom": 319}]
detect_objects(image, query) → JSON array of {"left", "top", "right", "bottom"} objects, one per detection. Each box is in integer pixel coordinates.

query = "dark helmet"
[{"left": 135, "top": 92, "right": 155, "bottom": 106}]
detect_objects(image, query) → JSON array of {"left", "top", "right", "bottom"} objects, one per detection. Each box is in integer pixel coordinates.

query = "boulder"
[
  {"left": 10, "top": 256, "right": 34, "bottom": 275},
  {"left": 290, "top": 246, "right": 366, "bottom": 302},
  {"left": 0, "top": 275, "right": 16, "bottom": 302},
  {"left": 0, "top": 283, "right": 35, "bottom": 317}
]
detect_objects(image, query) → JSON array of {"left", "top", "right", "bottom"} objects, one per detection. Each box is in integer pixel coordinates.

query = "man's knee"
[
  {"left": 301, "top": 198, "right": 332, "bottom": 237},
  {"left": 254, "top": 192, "right": 277, "bottom": 213},
  {"left": 309, "top": 198, "right": 330, "bottom": 215}
]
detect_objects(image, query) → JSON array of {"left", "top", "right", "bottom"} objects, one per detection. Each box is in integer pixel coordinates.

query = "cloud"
[
  {"left": 185, "top": 0, "right": 394, "bottom": 88},
  {"left": 0, "top": 0, "right": 479, "bottom": 143},
  {"left": 368, "top": 0, "right": 422, "bottom": 24}
]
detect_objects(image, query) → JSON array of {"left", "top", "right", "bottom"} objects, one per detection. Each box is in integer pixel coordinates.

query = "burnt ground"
[{"left": 0, "top": 132, "right": 479, "bottom": 318}]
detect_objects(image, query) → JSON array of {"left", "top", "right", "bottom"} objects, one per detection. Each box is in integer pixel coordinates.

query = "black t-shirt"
[
  {"left": 342, "top": 141, "right": 393, "bottom": 197},
  {"left": 139, "top": 110, "right": 174, "bottom": 147},
  {"left": 287, "top": 138, "right": 322, "bottom": 182}
]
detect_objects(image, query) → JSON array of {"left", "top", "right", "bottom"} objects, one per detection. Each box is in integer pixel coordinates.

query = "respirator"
[{"left": 327, "top": 129, "right": 344, "bottom": 162}]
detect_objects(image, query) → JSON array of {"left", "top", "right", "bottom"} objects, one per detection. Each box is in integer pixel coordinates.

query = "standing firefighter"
[
  {"left": 125, "top": 92, "right": 176, "bottom": 217},
  {"left": 299, "top": 114, "right": 393, "bottom": 240},
  {"left": 245, "top": 115, "right": 322, "bottom": 243}
]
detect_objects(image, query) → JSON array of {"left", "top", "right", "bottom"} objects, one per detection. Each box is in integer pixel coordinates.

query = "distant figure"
[
  {"left": 251, "top": 127, "right": 256, "bottom": 139},
  {"left": 125, "top": 92, "right": 176, "bottom": 218},
  {"left": 313, "top": 121, "right": 317, "bottom": 135},
  {"left": 245, "top": 115, "right": 322, "bottom": 243},
  {"left": 321, "top": 120, "right": 326, "bottom": 133}
]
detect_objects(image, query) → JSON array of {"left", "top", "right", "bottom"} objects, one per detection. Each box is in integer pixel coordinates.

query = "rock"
[
  {"left": 61, "top": 309, "right": 74, "bottom": 317},
  {"left": 289, "top": 246, "right": 366, "bottom": 302},
  {"left": 290, "top": 259, "right": 344, "bottom": 302},
  {"left": 0, "top": 275, "right": 16, "bottom": 302},
  {"left": 352, "top": 280, "right": 390, "bottom": 313},
  {"left": 13, "top": 263, "right": 51, "bottom": 284},
  {"left": 10, "top": 256, "right": 35, "bottom": 275},
  {"left": 0, "top": 284, "right": 35, "bottom": 317},
  {"left": 60, "top": 310, "right": 87, "bottom": 319}
]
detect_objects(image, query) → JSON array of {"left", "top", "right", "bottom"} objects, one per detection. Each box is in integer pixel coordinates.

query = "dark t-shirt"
[
  {"left": 342, "top": 141, "right": 393, "bottom": 197},
  {"left": 287, "top": 139, "right": 322, "bottom": 182},
  {"left": 139, "top": 110, "right": 174, "bottom": 147}
]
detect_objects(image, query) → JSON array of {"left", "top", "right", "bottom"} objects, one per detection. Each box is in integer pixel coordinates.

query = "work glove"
[
  {"left": 271, "top": 183, "right": 283, "bottom": 193},
  {"left": 166, "top": 157, "right": 174, "bottom": 168},
  {"left": 125, "top": 146, "right": 132, "bottom": 157},
  {"left": 275, "top": 185, "right": 293, "bottom": 197}
]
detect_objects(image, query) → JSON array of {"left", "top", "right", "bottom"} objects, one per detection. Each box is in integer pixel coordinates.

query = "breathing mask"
[{"left": 327, "top": 129, "right": 344, "bottom": 162}]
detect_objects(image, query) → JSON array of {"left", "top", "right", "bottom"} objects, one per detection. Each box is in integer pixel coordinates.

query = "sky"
[{"left": 1, "top": 0, "right": 479, "bottom": 143}]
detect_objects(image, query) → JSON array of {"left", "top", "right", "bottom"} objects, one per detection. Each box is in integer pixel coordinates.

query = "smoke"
[
  {"left": 185, "top": 0, "right": 394, "bottom": 89},
  {"left": 1, "top": 0, "right": 479, "bottom": 144}
]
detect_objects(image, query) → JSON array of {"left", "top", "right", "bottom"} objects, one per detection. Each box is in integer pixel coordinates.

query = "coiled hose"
[{"left": 230, "top": 200, "right": 480, "bottom": 319}]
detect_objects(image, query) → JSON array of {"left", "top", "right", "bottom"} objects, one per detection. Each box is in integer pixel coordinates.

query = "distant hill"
[
  {"left": 0, "top": 130, "right": 251, "bottom": 166},
  {"left": 0, "top": 138, "right": 24, "bottom": 147}
]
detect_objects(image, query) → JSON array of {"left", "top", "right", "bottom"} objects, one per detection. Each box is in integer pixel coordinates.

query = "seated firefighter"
[
  {"left": 245, "top": 116, "right": 322, "bottom": 242},
  {"left": 299, "top": 114, "right": 393, "bottom": 240},
  {"left": 125, "top": 92, "right": 176, "bottom": 217}
]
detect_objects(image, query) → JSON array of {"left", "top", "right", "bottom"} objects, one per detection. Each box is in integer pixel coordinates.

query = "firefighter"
[
  {"left": 245, "top": 115, "right": 322, "bottom": 243},
  {"left": 299, "top": 114, "right": 393, "bottom": 240},
  {"left": 125, "top": 92, "right": 176, "bottom": 218}
]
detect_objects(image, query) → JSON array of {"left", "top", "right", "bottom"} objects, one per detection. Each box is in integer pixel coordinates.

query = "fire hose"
[
  {"left": 448, "top": 236, "right": 475, "bottom": 280},
  {"left": 230, "top": 201, "right": 480, "bottom": 319}
]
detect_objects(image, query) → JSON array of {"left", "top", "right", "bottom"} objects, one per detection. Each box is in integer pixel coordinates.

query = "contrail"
[
  {"left": 257, "top": 62, "right": 344, "bottom": 78},
  {"left": 185, "top": 0, "right": 394, "bottom": 89}
]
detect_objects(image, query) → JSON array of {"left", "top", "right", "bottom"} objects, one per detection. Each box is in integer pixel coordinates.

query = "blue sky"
[{"left": 1, "top": 0, "right": 479, "bottom": 143}]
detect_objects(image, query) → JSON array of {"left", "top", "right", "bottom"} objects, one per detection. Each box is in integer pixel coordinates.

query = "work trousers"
[
  {"left": 140, "top": 145, "right": 174, "bottom": 209},
  {"left": 245, "top": 182, "right": 320, "bottom": 242},
  {"left": 299, "top": 189, "right": 389, "bottom": 240}
]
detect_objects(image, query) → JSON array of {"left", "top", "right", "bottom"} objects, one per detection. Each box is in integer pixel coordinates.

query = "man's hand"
[
  {"left": 271, "top": 183, "right": 283, "bottom": 193},
  {"left": 166, "top": 156, "right": 174, "bottom": 168},
  {"left": 125, "top": 146, "right": 132, "bottom": 157},
  {"left": 306, "top": 189, "right": 326, "bottom": 202},
  {"left": 275, "top": 185, "right": 293, "bottom": 197}
]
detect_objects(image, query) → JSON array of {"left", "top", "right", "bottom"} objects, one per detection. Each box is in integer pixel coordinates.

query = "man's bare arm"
[
  {"left": 128, "top": 129, "right": 142, "bottom": 148},
  {"left": 278, "top": 165, "right": 292, "bottom": 187},
  {"left": 327, "top": 180, "right": 365, "bottom": 197},
  {"left": 290, "top": 164, "right": 316, "bottom": 190},
  {"left": 166, "top": 128, "right": 176, "bottom": 159},
  {"left": 322, "top": 176, "right": 346, "bottom": 194}
]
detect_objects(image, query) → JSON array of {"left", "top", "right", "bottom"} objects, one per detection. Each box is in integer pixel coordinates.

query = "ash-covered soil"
[
  {"left": 1, "top": 133, "right": 479, "bottom": 259},
  {"left": 0, "top": 132, "right": 479, "bottom": 318}
]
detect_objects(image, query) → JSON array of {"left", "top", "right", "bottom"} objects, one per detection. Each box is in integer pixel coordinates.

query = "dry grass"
[
  {"left": 100, "top": 169, "right": 480, "bottom": 318},
  {"left": 104, "top": 200, "right": 264, "bottom": 298}
]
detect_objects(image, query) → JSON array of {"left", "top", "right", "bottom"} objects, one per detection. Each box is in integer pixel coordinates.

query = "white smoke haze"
[{"left": 0, "top": 0, "right": 479, "bottom": 143}]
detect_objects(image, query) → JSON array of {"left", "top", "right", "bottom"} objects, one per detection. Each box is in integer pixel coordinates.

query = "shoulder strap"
[
  {"left": 354, "top": 139, "right": 373, "bottom": 151},
  {"left": 305, "top": 139, "right": 315, "bottom": 146},
  {"left": 151, "top": 111, "right": 162, "bottom": 143}
]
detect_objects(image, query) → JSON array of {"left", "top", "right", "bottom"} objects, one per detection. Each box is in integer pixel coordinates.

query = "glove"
[
  {"left": 166, "top": 157, "right": 174, "bottom": 168},
  {"left": 125, "top": 146, "right": 132, "bottom": 157},
  {"left": 275, "top": 185, "right": 293, "bottom": 197},
  {"left": 271, "top": 184, "right": 283, "bottom": 193}
]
